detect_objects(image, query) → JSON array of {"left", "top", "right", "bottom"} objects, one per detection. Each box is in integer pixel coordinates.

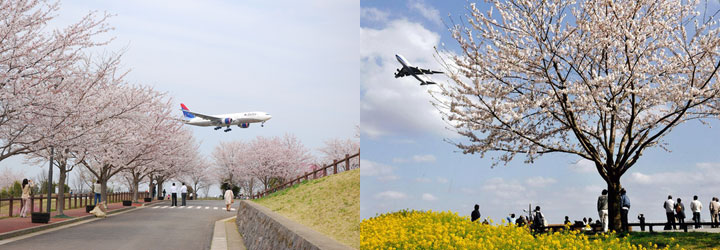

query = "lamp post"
[{"left": 47, "top": 146, "right": 54, "bottom": 213}]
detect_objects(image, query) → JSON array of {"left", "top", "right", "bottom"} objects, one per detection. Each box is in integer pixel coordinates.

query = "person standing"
[
  {"left": 637, "top": 214, "right": 646, "bottom": 231},
  {"left": 664, "top": 195, "right": 676, "bottom": 230},
  {"left": 690, "top": 195, "right": 703, "bottom": 229},
  {"left": 471, "top": 204, "right": 481, "bottom": 222},
  {"left": 19, "top": 179, "right": 34, "bottom": 218},
  {"left": 170, "top": 183, "right": 178, "bottom": 206},
  {"left": 620, "top": 188, "right": 631, "bottom": 232},
  {"left": 506, "top": 213, "right": 515, "bottom": 225},
  {"left": 710, "top": 197, "right": 720, "bottom": 228},
  {"left": 94, "top": 180, "right": 102, "bottom": 206},
  {"left": 597, "top": 189, "right": 609, "bottom": 232},
  {"left": 533, "top": 206, "right": 546, "bottom": 233},
  {"left": 224, "top": 184, "right": 234, "bottom": 212},
  {"left": 162, "top": 189, "right": 166, "bottom": 199},
  {"left": 180, "top": 183, "right": 188, "bottom": 206},
  {"left": 675, "top": 198, "right": 686, "bottom": 230}
]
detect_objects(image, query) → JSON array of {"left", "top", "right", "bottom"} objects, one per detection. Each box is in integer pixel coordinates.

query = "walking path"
[{"left": 0, "top": 200, "right": 160, "bottom": 239}]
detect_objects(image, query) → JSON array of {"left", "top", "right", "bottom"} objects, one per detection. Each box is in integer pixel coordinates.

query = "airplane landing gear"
[
  {"left": 214, "top": 126, "right": 222, "bottom": 130},
  {"left": 261, "top": 122, "right": 264, "bottom": 127},
  {"left": 224, "top": 128, "right": 232, "bottom": 132}
]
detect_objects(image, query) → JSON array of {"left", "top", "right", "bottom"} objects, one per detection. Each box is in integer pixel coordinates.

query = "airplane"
[
  {"left": 394, "top": 54, "right": 443, "bottom": 85},
  {"left": 180, "top": 103, "right": 272, "bottom": 132}
]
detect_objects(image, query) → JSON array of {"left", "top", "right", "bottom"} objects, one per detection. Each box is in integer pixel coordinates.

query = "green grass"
[
  {"left": 623, "top": 232, "right": 720, "bottom": 250},
  {"left": 255, "top": 169, "right": 359, "bottom": 249}
]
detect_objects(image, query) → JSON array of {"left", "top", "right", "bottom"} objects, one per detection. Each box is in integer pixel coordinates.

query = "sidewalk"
[{"left": 0, "top": 200, "right": 163, "bottom": 240}]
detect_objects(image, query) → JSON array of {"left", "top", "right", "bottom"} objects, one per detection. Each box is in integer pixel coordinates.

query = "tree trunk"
[
  {"left": 607, "top": 178, "right": 623, "bottom": 232},
  {"left": 131, "top": 172, "right": 141, "bottom": 202},
  {"left": 101, "top": 179, "right": 108, "bottom": 207},
  {"left": 148, "top": 175, "right": 155, "bottom": 200},
  {"left": 57, "top": 163, "right": 67, "bottom": 216},
  {"left": 157, "top": 178, "right": 165, "bottom": 199}
]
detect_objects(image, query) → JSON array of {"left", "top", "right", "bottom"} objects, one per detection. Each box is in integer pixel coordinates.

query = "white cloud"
[
  {"left": 437, "top": 177, "right": 448, "bottom": 183},
  {"left": 422, "top": 193, "right": 438, "bottom": 201},
  {"left": 408, "top": 0, "right": 442, "bottom": 26},
  {"left": 361, "top": 159, "right": 399, "bottom": 182},
  {"left": 393, "top": 154, "right": 437, "bottom": 163},
  {"left": 361, "top": 18, "right": 452, "bottom": 139},
  {"left": 360, "top": 7, "right": 389, "bottom": 23},
  {"left": 569, "top": 159, "right": 596, "bottom": 173},
  {"left": 360, "top": 159, "right": 392, "bottom": 176},
  {"left": 375, "top": 191, "right": 408, "bottom": 200},
  {"left": 415, "top": 177, "right": 432, "bottom": 183},
  {"left": 482, "top": 177, "right": 527, "bottom": 197},
  {"left": 525, "top": 176, "right": 557, "bottom": 187}
]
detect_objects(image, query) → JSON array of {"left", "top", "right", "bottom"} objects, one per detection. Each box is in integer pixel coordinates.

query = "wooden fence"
[
  {"left": 0, "top": 192, "right": 148, "bottom": 217},
  {"left": 251, "top": 151, "right": 360, "bottom": 199}
]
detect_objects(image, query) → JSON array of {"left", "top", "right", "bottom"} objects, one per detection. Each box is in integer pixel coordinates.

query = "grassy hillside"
[{"left": 255, "top": 168, "right": 359, "bottom": 249}]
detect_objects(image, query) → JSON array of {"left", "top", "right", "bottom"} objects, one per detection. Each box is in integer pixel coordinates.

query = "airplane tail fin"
[{"left": 180, "top": 103, "right": 195, "bottom": 119}]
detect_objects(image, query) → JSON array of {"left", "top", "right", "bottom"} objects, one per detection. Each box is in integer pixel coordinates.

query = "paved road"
[{"left": 0, "top": 200, "right": 236, "bottom": 250}]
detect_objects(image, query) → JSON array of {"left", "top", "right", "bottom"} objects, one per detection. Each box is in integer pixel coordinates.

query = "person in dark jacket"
[
  {"left": 620, "top": 188, "right": 631, "bottom": 232},
  {"left": 471, "top": 204, "right": 481, "bottom": 222},
  {"left": 676, "top": 198, "right": 686, "bottom": 230}
]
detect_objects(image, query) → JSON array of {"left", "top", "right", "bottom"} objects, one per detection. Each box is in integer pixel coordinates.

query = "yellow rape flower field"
[{"left": 361, "top": 210, "right": 688, "bottom": 250}]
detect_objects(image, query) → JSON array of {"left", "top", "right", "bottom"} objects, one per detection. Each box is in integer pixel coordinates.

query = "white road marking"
[
  {"left": 230, "top": 208, "right": 236, "bottom": 211},
  {"left": 152, "top": 206, "right": 159, "bottom": 209},
  {"left": 213, "top": 207, "right": 218, "bottom": 210},
  {"left": 197, "top": 206, "right": 202, "bottom": 209},
  {"left": 205, "top": 206, "right": 210, "bottom": 209},
  {"left": 187, "top": 206, "right": 193, "bottom": 208},
  {"left": 160, "top": 206, "right": 168, "bottom": 208}
]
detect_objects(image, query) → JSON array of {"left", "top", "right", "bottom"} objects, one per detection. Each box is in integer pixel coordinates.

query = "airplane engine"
[
  {"left": 238, "top": 123, "right": 250, "bottom": 128},
  {"left": 223, "top": 118, "right": 232, "bottom": 125}
]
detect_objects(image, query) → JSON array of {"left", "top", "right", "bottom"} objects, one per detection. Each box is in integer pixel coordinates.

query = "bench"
[{"left": 627, "top": 222, "right": 720, "bottom": 232}]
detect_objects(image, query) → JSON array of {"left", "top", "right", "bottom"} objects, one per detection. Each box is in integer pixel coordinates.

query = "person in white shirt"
[
  {"left": 224, "top": 184, "right": 234, "bottom": 212},
  {"left": 690, "top": 195, "right": 703, "bottom": 229},
  {"left": 711, "top": 197, "right": 720, "bottom": 228},
  {"left": 94, "top": 180, "right": 102, "bottom": 206},
  {"left": 180, "top": 183, "right": 188, "bottom": 206},
  {"left": 170, "top": 183, "right": 178, "bottom": 207},
  {"left": 664, "top": 195, "right": 676, "bottom": 230},
  {"left": 597, "top": 189, "right": 609, "bottom": 232}
]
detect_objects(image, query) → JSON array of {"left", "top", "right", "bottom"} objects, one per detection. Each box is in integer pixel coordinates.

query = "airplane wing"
[
  {"left": 396, "top": 66, "right": 443, "bottom": 78},
  {"left": 395, "top": 67, "right": 412, "bottom": 78},
  {"left": 184, "top": 110, "right": 222, "bottom": 122},
  {"left": 409, "top": 66, "right": 443, "bottom": 75}
]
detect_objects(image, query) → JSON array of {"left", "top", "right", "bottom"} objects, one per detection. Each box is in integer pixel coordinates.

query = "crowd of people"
[{"left": 470, "top": 189, "right": 720, "bottom": 233}]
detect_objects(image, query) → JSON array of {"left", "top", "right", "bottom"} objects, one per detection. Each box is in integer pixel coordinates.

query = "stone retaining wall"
[{"left": 235, "top": 200, "right": 354, "bottom": 250}]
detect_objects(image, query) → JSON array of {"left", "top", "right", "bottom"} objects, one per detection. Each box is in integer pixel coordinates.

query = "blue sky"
[
  {"left": 360, "top": 0, "right": 720, "bottom": 224},
  {"left": 1, "top": 0, "right": 359, "bottom": 197}
]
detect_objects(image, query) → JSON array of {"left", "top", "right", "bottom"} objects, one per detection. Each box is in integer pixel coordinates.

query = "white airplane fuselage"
[
  {"left": 185, "top": 112, "right": 272, "bottom": 127},
  {"left": 395, "top": 54, "right": 435, "bottom": 85}
]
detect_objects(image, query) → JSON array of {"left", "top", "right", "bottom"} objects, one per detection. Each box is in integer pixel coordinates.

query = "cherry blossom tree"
[
  {"left": 212, "top": 134, "right": 314, "bottom": 196},
  {"left": 77, "top": 84, "right": 176, "bottom": 206},
  {"left": 317, "top": 138, "right": 360, "bottom": 171},
  {"left": 0, "top": 0, "right": 112, "bottom": 162},
  {"left": 436, "top": 0, "right": 720, "bottom": 231},
  {"left": 181, "top": 155, "right": 211, "bottom": 199}
]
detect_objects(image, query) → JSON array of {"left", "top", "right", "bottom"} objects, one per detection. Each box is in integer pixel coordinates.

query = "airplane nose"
[{"left": 266, "top": 115, "right": 272, "bottom": 120}]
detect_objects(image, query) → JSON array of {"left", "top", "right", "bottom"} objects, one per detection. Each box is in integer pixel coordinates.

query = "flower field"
[{"left": 361, "top": 210, "right": 682, "bottom": 250}]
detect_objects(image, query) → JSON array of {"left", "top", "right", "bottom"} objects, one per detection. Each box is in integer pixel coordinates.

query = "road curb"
[
  {"left": 0, "top": 205, "right": 140, "bottom": 241},
  {"left": 211, "top": 216, "right": 245, "bottom": 250}
]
